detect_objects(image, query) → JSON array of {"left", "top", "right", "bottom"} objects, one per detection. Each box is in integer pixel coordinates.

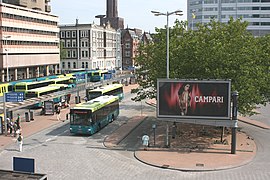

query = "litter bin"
[
  {"left": 30, "top": 111, "right": 34, "bottom": 121},
  {"left": 25, "top": 112, "right": 30, "bottom": 122}
]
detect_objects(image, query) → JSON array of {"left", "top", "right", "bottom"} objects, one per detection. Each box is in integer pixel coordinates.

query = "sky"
[{"left": 50, "top": 0, "right": 187, "bottom": 33}]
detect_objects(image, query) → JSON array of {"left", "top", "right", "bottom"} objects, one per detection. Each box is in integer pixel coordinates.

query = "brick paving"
[{"left": 0, "top": 86, "right": 265, "bottom": 172}]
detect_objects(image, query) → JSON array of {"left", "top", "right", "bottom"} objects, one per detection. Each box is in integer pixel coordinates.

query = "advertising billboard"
[{"left": 157, "top": 79, "right": 231, "bottom": 120}]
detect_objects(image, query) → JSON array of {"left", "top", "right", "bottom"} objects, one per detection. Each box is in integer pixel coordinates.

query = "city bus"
[
  {"left": 14, "top": 79, "right": 54, "bottom": 92},
  {"left": 51, "top": 77, "right": 76, "bottom": 88},
  {"left": 86, "top": 84, "right": 124, "bottom": 101},
  {"left": 25, "top": 86, "right": 61, "bottom": 99},
  {"left": 69, "top": 95, "right": 119, "bottom": 135},
  {"left": 90, "top": 70, "right": 110, "bottom": 82}
]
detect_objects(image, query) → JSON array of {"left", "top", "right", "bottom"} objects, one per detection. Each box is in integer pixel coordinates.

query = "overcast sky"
[{"left": 50, "top": 0, "right": 187, "bottom": 32}]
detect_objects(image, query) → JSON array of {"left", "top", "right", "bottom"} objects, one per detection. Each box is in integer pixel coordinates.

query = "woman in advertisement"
[{"left": 178, "top": 84, "right": 191, "bottom": 116}]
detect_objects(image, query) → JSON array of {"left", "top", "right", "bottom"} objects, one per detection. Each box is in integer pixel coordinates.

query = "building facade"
[
  {"left": 187, "top": 0, "right": 270, "bottom": 36},
  {"left": 2, "top": 0, "right": 51, "bottom": 12},
  {"left": 59, "top": 21, "right": 121, "bottom": 72},
  {"left": 121, "top": 28, "right": 142, "bottom": 70},
  {"left": 0, "top": 2, "right": 59, "bottom": 82}
]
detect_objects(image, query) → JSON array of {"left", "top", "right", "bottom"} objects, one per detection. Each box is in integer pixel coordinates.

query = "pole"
[
  {"left": 231, "top": 91, "right": 238, "bottom": 154},
  {"left": 4, "top": 93, "right": 7, "bottom": 136},
  {"left": 166, "top": 12, "right": 169, "bottom": 79}
]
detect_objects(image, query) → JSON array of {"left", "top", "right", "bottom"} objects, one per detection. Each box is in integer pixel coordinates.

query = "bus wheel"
[
  {"left": 111, "top": 115, "right": 115, "bottom": 122},
  {"left": 98, "top": 123, "right": 101, "bottom": 131}
]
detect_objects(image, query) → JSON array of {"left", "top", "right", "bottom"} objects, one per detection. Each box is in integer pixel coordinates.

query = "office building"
[
  {"left": 0, "top": 2, "right": 59, "bottom": 82},
  {"left": 187, "top": 0, "right": 270, "bottom": 36},
  {"left": 60, "top": 20, "right": 121, "bottom": 71}
]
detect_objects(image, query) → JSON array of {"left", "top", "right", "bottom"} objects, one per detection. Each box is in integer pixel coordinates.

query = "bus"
[
  {"left": 14, "top": 79, "right": 54, "bottom": 92},
  {"left": 0, "top": 83, "right": 9, "bottom": 97},
  {"left": 25, "top": 86, "right": 61, "bottom": 99},
  {"left": 90, "top": 70, "right": 110, "bottom": 82},
  {"left": 86, "top": 84, "right": 124, "bottom": 101},
  {"left": 69, "top": 95, "right": 119, "bottom": 135},
  {"left": 51, "top": 77, "right": 76, "bottom": 88}
]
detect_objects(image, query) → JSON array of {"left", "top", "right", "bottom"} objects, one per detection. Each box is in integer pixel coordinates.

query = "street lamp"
[
  {"left": 151, "top": 10, "right": 183, "bottom": 79},
  {"left": 3, "top": 35, "right": 11, "bottom": 82}
]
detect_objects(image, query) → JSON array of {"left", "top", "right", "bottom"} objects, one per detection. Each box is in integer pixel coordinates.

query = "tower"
[
  {"left": 106, "top": 0, "right": 118, "bottom": 18},
  {"left": 97, "top": 0, "right": 124, "bottom": 30}
]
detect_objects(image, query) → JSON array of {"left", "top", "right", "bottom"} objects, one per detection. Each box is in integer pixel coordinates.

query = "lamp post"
[
  {"left": 3, "top": 35, "right": 11, "bottom": 82},
  {"left": 151, "top": 10, "right": 183, "bottom": 79}
]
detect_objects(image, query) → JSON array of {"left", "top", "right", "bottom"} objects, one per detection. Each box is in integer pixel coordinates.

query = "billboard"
[{"left": 157, "top": 79, "right": 231, "bottom": 120}]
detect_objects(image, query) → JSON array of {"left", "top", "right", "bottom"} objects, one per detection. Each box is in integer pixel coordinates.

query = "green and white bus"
[
  {"left": 25, "top": 86, "right": 61, "bottom": 99},
  {"left": 86, "top": 84, "right": 124, "bottom": 101},
  {"left": 14, "top": 79, "right": 53, "bottom": 92},
  {"left": 70, "top": 95, "right": 119, "bottom": 135}
]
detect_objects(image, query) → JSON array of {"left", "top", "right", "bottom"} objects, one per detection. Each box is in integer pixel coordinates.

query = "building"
[
  {"left": 0, "top": 2, "right": 59, "bottom": 82},
  {"left": 121, "top": 28, "right": 142, "bottom": 70},
  {"left": 96, "top": 0, "right": 124, "bottom": 30},
  {"left": 59, "top": 20, "right": 121, "bottom": 71},
  {"left": 2, "top": 0, "right": 51, "bottom": 12},
  {"left": 187, "top": 0, "right": 270, "bottom": 36}
]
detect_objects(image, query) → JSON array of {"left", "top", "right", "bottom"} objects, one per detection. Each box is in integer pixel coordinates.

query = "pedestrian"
[
  {"left": 16, "top": 114, "right": 21, "bottom": 130},
  {"left": 13, "top": 122, "right": 18, "bottom": 138},
  {"left": 17, "top": 133, "right": 23, "bottom": 152},
  {"left": 84, "top": 96, "right": 88, "bottom": 102},
  {"left": 9, "top": 120, "right": 13, "bottom": 136},
  {"left": 6, "top": 117, "right": 10, "bottom": 134},
  {"left": 56, "top": 105, "right": 61, "bottom": 121},
  {"left": 142, "top": 134, "right": 150, "bottom": 150}
]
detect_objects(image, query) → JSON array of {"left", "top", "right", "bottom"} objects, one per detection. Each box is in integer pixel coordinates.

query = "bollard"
[
  {"left": 30, "top": 111, "right": 34, "bottom": 121},
  {"left": 75, "top": 96, "right": 79, "bottom": 104},
  {"left": 25, "top": 112, "right": 30, "bottom": 122},
  {"left": 66, "top": 113, "right": 69, "bottom": 120}
]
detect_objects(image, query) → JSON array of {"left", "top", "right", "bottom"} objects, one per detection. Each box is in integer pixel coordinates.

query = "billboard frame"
[{"left": 157, "top": 79, "right": 231, "bottom": 120}]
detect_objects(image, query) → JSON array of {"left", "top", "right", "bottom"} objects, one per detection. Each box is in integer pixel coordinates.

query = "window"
[
  {"left": 68, "top": 62, "right": 71, "bottom": 68},
  {"left": 66, "top": 31, "right": 70, "bottom": 38},
  {"left": 125, "top": 51, "right": 131, "bottom": 57},
  {"left": 60, "top": 31, "right": 65, "bottom": 38},
  {"left": 73, "top": 62, "right": 76, "bottom": 68},
  {"left": 72, "top": 51, "right": 76, "bottom": 58},
  {"left": 66, "top": 40, "right": 71, "bottom": 47},
  {"left": 62, "top": 62, "right": 65, "bottom": 69},
  {"left": 86, "top": 62, "right": 89, "bottom": 69},
  {"left": 72, "top": 31, "right": 76, "bottom": 38},
  {"left": 125, "top": 42, "right": 131, "bottom": 48},
  {"left": 72, "top": 40, "right": 76, "bottom": 47},
  {"left": 82, "top": 62, "right": 85, "bottom": 68}
]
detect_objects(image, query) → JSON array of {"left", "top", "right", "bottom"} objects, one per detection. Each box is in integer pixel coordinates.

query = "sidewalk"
[
  {"left": 128, "top": 98, "right": 269, "bottom": 171},
  {"left": 0, "top": 83, "right": 139, "bottom": 151}
]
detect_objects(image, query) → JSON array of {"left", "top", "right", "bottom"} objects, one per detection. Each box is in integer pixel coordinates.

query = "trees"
[{"left": 133, "top": 18, "right": 270, "bottom": 116}]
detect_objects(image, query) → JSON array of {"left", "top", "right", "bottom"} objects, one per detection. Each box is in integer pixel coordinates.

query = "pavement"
[{"left": 1, "top": 85, "right": 270, "bottom": 172}]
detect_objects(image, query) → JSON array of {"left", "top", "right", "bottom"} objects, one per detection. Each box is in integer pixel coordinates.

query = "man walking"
[{"left": 17, "top": 133, "right": 23, "bottom": 152}]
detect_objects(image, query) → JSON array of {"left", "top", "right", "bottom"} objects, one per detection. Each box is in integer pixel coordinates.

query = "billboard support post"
[{"left": 231, "top": 91, "right": 238, "bottom": 154}]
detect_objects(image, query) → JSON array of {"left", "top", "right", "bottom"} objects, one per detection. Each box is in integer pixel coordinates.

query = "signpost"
[{"left": 3, "top": 92, "right": 24, "bottom": 135}]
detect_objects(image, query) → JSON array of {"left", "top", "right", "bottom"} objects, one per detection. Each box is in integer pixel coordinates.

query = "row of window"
[
  {"left": 1, "top": 26, "right": 57, "bottom": 36},
  {"left": 191, "top": 6, "right": 270, "bottom": 13},
  {"left": 190, "top": 0, "right": 270, "bottom": 5},
  {"left": 61, "top": 60, "right": 112, "bottom": 70},
  {"left": 1, "top": 40, "right": 58, "bottom": 46},
  {"left": 1, "top": 13, "right": 57, "bottom": 26},
  {"left": 60, "top": 30, "right": 117, "bottom": 39},
  {"left": 194, "top": 14, "right": 270, "bottom": 19}
]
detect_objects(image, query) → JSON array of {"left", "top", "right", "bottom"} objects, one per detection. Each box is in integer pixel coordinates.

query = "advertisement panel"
[{"left": 157, "top": 79, "right": 231, "bottom": 119}]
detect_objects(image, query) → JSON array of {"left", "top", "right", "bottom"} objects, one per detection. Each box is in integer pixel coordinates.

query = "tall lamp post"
[
  {"left": 151, "top": 10, "right": 183, "bottom": 79},
  {"left": 3, "top": 35, "right": 11, "bottom": 82}
]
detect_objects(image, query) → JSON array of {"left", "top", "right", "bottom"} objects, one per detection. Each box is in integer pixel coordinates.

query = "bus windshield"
[
  {"left": 88, "top": 92, "right": 102, "bottom": 100},
  {"left": 70, "top": 110, "right": 92, "bottom": 126}
]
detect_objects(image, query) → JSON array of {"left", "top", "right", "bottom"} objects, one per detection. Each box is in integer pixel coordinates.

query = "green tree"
[
  {"left": 60, "top": 41, "right": 67, "bottom": 60},
  {"left": 133, "top": 18, "right": 270, "bottom": 116}
]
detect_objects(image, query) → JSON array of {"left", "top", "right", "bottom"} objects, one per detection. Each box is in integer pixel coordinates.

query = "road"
[{"left": 0, "top": 93, "right": 269, "bottom": 179}]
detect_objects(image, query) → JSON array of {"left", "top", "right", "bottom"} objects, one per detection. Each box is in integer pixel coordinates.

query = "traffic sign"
[{"left": 5, "top": 92, "right": 24, "bottom": 102}]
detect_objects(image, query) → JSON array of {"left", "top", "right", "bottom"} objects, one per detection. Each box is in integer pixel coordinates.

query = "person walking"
[
  {"left": 56, "top": 105, "right": 61, "bottom": 121},
  {"left": 9, "top": 120, "right": 13, "bottom": 136},
  {"left": 17, "top": 133, "right": 23, "bottom": 152},
  {"left": 16, "top": 114, "right": 21, "bottom": 130}
]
